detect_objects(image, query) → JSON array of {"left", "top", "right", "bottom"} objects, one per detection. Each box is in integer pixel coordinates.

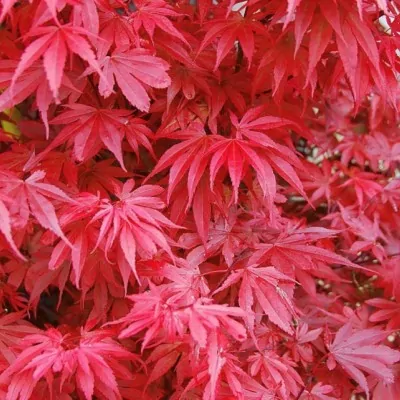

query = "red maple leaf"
[
  {"left": 129, "top": 0, "right": 189, "bottom": 45},
  {"left": 0, "top": 60, "right": 80, "bottom": 136},
  {"left": 327, "top": 322, "right": 400, "bottom": 397},
  {"left": 0, "top": 170, "right": 75, "bottom": 245},
  {"left": 0, "top": 326, "right": 138, "bottom": 400},
  {"left": 88, "top": 179, "right": 177, "bottom": 285},
  {"left": 146, "top": 122, "right": 218, "bottom": 203},
  {"left": 0, "top": 196, "right": 25, "bottom": 261},
  {"left": 0, "top": 312, "right": 39, "bottom": 367},
  {"left": 366, "top": 298, "right": 400, "bottom": 330},
  {"left": 35, "top": 105, "right": 133, "bottom": 170},
  {"left": 95, "top": 48, "right": 171, "bottom": 112},
  {"left": 248, "top": 350, "right": 304, "bottom": 399},
  {"left": 215, "top": 263, "right": 296, "bottom": 334},
  {"left": 198, "top": 12, "right": 269, "bottom": 71},
  {"left": 9, "top": 24, "right": 106, "bottom": 101}
]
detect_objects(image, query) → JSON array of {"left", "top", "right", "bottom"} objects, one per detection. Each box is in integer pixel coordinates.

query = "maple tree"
[{"left": 0, "top": 0, "right": 399, "bottom": 398}]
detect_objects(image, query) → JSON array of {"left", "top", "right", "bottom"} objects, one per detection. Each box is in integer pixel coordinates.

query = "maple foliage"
[{"left": 0, "top": 0, "right": 399, "bottom": 399}]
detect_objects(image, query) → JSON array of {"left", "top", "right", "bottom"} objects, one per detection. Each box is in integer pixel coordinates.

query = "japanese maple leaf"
[
  {"left": 225, "top": 108, "right": 307, "bottom": 203},
  {"left": 77, "top": 159, "right": 131, "bottom": 197},
  {"left": 0, "top": 277, "right": 27, "bottom": 312},
  {"left": 0, "top": 326, "right": 137, "bottom": 400},
  {"left": 326, "top": 322, "right": 400, "bottom": 398},
  {"left": 9, "top": 24, "right": 106, "bottom": 101},
  {"left": 0, "top": 60, "right": 80, "bottom": 137},
  {"left": 0, "top": 170, "right": 74, "bottom": 245},
  {"left": 285, "top": 1, "right": 341, "bottom": 78},
  {"left": 166, "top": 61, "right": 211, "bottom": 110},
  {"left": 70, "top": 0, "right": 99, "bottom": 35},
  {"left": 95, "top": 48, "right": 171, "bottom": 112},
  {"left": 161, "top": 257, "right": 210, "bottom": 304},
  {"left": 297, "top": 7, "right": 335, "bottom": 87},
  {"left": 300, "top": 160, "right": 341, "bottom": 207},
  {"left": 183, "top": 332, "right": 264, "bottom": 400},
  {"left": 31, "top": 0, "right": 67, "bottom": 23},
  {"left": 380, "top": 179, "right": 400, "bottom": 211},
  {"left": 99, "top": 8, "right": 136, "bottom": 55},
  {"left": 146, "top": 122, "right": 219, "bottom": 204},
  {"left": 129, "top": 0, "right": 188, "bottom": 45},
  {"left": 47, "top": 192, "right": 102, "bottom": 288},
  {"left": 207, "top": 69, "right": 248, "bottom": 133},
  {"left": 0, "top": 197, "right": 25, "bottom": 261},
  {"left": 366, "top": 298, "right": 400, "bottom": 330},
  {"left": 339, "top": 206, "right": 387, "bottom": 261},
  {"left": 120, "top": 117, "right": 156, "bottom": 159},
  {"left": 30, "top": 0, "right": 100, "bottom": 34},
  {"left": 145, "top": 343, "right": 183, "bottom": 388},
  {"left": 299, "top": 383, "right": 337, "bottom": 400},
  {"left": 88, "top": 180, "right": 177, "bottom": 286},
  {"left": 286, "top": 1, "right": 386, "bottom": 99},
  {"left": 198, "top": 13, "right": 268, "bottom": 71},
  {"left": 204, "top": 332, "right": 244, "bottom": 400},
  {"left": 339, "top": 170, "right": 382, "bottom": 207},
  {"left": 0, "top": 27, "right": 21, "bottom": 59},
  {"left": 249, "top": 225, "right": 358, "bottom": 277},
  {"left": 336, "top": 5, "right": 386, "bottom": 104},
  {"left": 253, "top": 33, "right": 308, "bottom": 100},
  {"left": 49, "top": 195, "right": 165, "bottom": 297},
  {"left": 215, "top": 264, "right": 296, "bottom": 334},
  {"left": 37, "top": 105, "right": 133, "bottom": 170},
  {"left": 371, "top": 364, "right": 400, "bottom": 400},
  {"left": 287, "top": 322, "right": 323, "bottom": 366},
  {"left": 118, "top": 286, "right": 246, "bottom": 351},
  {"left": 365, "top": 132, "right": 400, "bottom": 172},
  {"left": 0, "top": 313, "right": 39, "bottom": 367},
  {"left": 116, "top": 283, "right": 186, "bottom": 349},
  {"left": 206, "top": 138, "right": 277, "bottom": 205},
  {"left": 2, "top": 233, "right": 70, "bottom": 310},
  {"left": 207, "top": 135, "right": 306, "bottom": 208},
  {"left": 248, "top": 351, "right": 304, "bottom": 400},
  {"left": 1, "top": 0, "right": 80, "bottom": 23},
  {"left": 184, "top": 299, "right": 247, "bottom": 348},
  {"left": 182, "top": 206, "right": 253, "bottom": 265},
  {"left": 334, "top": 130, "right": 369, "bottom": 168}
]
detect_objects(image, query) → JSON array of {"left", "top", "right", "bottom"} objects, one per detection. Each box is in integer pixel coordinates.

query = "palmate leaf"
[
  {"left": 0, "top": 60, "right": 80, "bottom": 137},
  {"left": 250, "top": 225, "right": 358, "bottom": 271},
  {"left": 214, "top": 264, "right": 296, "bottom": 334},
  {"left": 149, "top": 109, "right": 306, "bottom": 206},
  {"left": 48, "top": 192, "right": 102, "bottom": 288},
  {"left": 29, "top": 105, "right": 150, "bottom": 171},
  {"left": 0, "top": 313, "right": 39, "bottom": 366},
  {"left": 0, "top": 326, "right": 137, "bottom": 400},
  {"left": 146, "top": 123, "right": 218, "bottom": 204},
  {"left": 284, "top": 0, "right": 391, "bottom": 104},
  {"left": 327, "top": 323, "right": 400, "bottom": 398},
  {"left": 248, "top": 350, "right": 304, "bottom": 400},
  {"left": 0, "top": 198, "right": 25, "bottom": 261},
  {"left": 198, "top": 12, "right": 269, "bottom": 70},
  {"left": 187, "top": 300, "right": 247, "bottom": 348},
  {"left": 88, "top": 180, "right": 178, "bottom": 287},
  {"left": 9, "top": 24, "right": 107, "bottom": 101},
  {"left": 299, "top": 382, "right": 337, "bottom": 400},
  {"left": 206, "top": 136, "right": 306, "bottom": 207},
  {"left": 366, "top": 298, "right": 400, "bottom": 330},
  {"left": 0, "top": 170, "right": 75, "bottom": 246},
  {"left": 130, "top": 0, "right": 189, "bottom": 45},
  {"left": 95, "top": 48, "right": 171, "bottom": 112}
]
